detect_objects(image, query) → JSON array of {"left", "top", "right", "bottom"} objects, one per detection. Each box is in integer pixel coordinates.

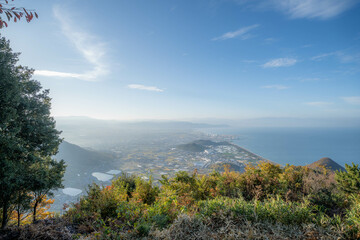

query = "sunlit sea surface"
[{"left": 202, "top": 127, "right": 360, "bottom": 167}]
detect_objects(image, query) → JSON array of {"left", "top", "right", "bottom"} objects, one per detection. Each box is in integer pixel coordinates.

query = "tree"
[
  {"left": 335, "top": 163, "right": 360, "bottom": 194},
  {"left": 29, "top": 157, "right": 65, "bottom": 222},
  {"left": 9, "top": 194, "right": 55, "bottom": 226},
  {"left": 12, "top": 190, "right": 31, "bottom": 227},
  {"left": 0, "top": 0, "right": 38, "bottom": 28},
  {"left": 0, "top": 35, "right": 65, "bottom": 228}
]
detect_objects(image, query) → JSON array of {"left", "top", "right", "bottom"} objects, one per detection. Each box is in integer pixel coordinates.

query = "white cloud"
[
  {"left": 311, "top": 51, "right": 359, "bottom": 63},
  {"left": 212, "top": 24, "right": 259, "bottom": 41},
  {"left": 262, "top": 85, "right": 289, "bottom": 90},
  {"left": 263, "top": 58, "right": 297, "bottom": 68},
  {"left": 265, "top": 0, "right": 357, "bottom": 19},
  {"left": 34, "top": 6, "right": 109, "bottom": 81},
  {"left": 34, "top": 70, "right": 82, "bottom": 78},
  {"left": 306, "top": 101, "right": 333, "bottom": 106},
  {"left": 342, "top": 96, "right": 360, "bottom": 105},
  {"left": 311, "top": 52, "right": 336, "bottom": 61},
  {"left": 128, "top": 84, "right": 164, "bottom": 92}
]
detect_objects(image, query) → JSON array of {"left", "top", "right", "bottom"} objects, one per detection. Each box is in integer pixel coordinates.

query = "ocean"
[{"left": 202, "top": 127, "right": 360, "bottom": 167}]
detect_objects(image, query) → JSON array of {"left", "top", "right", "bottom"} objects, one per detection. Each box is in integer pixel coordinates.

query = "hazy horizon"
[{"left": 54, "top": 115, "right": 360, "bottom": 128}]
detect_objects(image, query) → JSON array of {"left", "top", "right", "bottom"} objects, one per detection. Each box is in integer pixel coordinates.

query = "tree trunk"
[
  {"left": 1, "top": 202, "right": 9, "bottom": 229},
  {"left": 17, "top": 209, "right": 21, "bottom": 227},
  {"left": 33, "top": 201, "right": 38, "bottom": 223}
]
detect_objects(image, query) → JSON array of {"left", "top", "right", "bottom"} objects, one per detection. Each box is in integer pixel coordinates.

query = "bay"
[{"left": 202, "top": 127, "right": 360, "bottom": 167}]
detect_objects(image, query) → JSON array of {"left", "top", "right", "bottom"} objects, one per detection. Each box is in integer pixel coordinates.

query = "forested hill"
[
  {"left": 55, "top": 141, "right": 115, "bottom": 188},
  {"left": 307, "top": 157, "right": 346, "bottom": 172}
]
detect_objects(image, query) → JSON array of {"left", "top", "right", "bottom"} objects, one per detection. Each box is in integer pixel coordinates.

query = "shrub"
[
  {"left": 198, "top": 196, "right": 318, "bottom": 226},
  {"left": 335, "top": 163, "right": 360, "bottom": 195},
  {"left": 237, "top": 162, "right": 283, "bottom": 200},
  {"left": 132, "top": 176, "right": 159, "bottom": 205},
  {"left": 60, "top": 162, "right": 360, "bottom": 239},
  {"left": 344, "top": 194, "right": 360, "bottom": 239},
  {"left": 279, "top": 164, "right": 308, "bottom": 201}
]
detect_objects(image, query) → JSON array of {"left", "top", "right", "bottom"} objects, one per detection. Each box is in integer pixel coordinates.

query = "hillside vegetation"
[
  {"left": 55, "top": 141, "right": 115, "bottom": 188},
  {"left": 307, "top": 157, "right": 346, "bottom": 172},
  {"left": 3, "top": 161, "right": 359, "bottom": 240},
  {"left": 177, "top": 142, "right": 207, "bottom": 152}
]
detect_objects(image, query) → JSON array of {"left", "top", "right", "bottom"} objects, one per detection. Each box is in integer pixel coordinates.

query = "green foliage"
[
  {"left": 279, "top": 164, "right": 308, "bottom": 200},
  {"left": 343, "top": 194, "right": 360, "bottom": 238},
  {"left": 237, "top": 162, "right": 283, "bottom": 200},
  {"left": 335, "top": 163, "right": 360, "bottom": 194},
  {"left": 0, "top": 35, "right": 65, "bottom": 228},
  {"left": 132, "top": 176, "right": 159, "bottom": 205},
  {"left": 198, "top": 196, "right": 317, "bottom": 225},
  {"left": 63, "top": 161, "right": 360, "bottom": 239},
  {"left": 112, "top": 173, "right": 137, "bottom": 199}
]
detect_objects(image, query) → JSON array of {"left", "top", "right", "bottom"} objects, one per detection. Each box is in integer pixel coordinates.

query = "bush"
[
  {"left": 198, "top": 196, "right": 318, "bottom": 226},
  {"left": 335, "top": 163, "right": 360, "bottom": 194},
  {"left": 60, "top": 161, "right": 360, "bottom": 239},
  {"left": 344, "top": 194, "right": 360, "bottom": 239}
]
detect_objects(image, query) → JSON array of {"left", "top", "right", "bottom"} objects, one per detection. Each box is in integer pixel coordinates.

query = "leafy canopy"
[{"left": 0, "top": 35, "right": 65, "bottom": 228}]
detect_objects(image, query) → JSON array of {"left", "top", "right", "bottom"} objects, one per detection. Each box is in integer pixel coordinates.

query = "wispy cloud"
[
  {"left": 263, "top": 58, "right": 297, "bottom": 68},
  {"left": 311, "top": 51, "right": 359, "bottom": 63},
  {"left": 262, "top": 85, "right": 290, "bottom": 90},
  {"left": 342, "top": 96, "right": 360, "bottom": 105},
  {"left": 128, "top": 84, "right": 164, "bottom": 92},
  {"left": 212, "top": 24, "right": 259, "bottom": 41},
  {"left": 34, "top": 6, "right": 109, "bottom": 81},
  {"left": 264, "top": 0, "right": 357, "bottom": 19},
  {"left": 34, "top": 70, "right": 83, "bottom": 79},
  {"left": 230, "top": 0, "right": 357, "bottom": 20},
  {"left": 305, "top": 101, "right": 333, "bottom": 106}
]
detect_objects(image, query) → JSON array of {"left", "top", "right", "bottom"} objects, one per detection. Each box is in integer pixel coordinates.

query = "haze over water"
[{"left": 203, "top": 127, "right": 360, "bottom": 167}]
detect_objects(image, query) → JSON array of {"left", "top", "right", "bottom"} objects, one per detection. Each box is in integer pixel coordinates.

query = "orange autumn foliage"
[{"left": 8, "top": 195, "right": 55, "bottom": 226}]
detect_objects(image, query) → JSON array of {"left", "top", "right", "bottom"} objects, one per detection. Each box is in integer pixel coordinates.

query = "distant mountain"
[
  {"left": 307, "top": 157, "right": 345, "bottom": 172},
  {"left": 55, "top": 141, "right": 115, "bottom": 188},
  {"left": 56, "top": 117, "right": 228, "bottom": 130},
  {"left": 209, "top": 162, "right": 245, "bottom": 173},
  {"left": 177, "top": 143, "right": 206, "bottom": 152},
  {"left": 192, "top": 140, "right": 231, "bottom": 147},
  {"left": 55, "top": 117, "right": 228, "bottom": 148},
  {"left": 177, "top": 139, "right": 230, "bottom": 152}
]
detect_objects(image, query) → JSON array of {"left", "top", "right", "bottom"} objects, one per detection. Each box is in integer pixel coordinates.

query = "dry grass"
[
  {"left": 149, "top": 214, "right": 343, "bottom": 240},
  {"left": 0, "top": 219, "right": 73, "bottom": 240}
]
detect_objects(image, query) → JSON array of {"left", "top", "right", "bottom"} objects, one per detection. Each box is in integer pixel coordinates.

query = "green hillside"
[
  {"left": 2, "top": 161, "right": 360, "bottom": 239},
  {"left": 177, "top": 142, "right": 207, "bottom": 152},
  {"left": 209, "top": 162, "right": 244, "bottom": 172},
  {"left": 177, "top": 139, "right": 231, "bottom": 152},
  {"left": 307, "top": 157, "right": 345, "bottom": 172},
  {"left": 55, "top": 141, "right": 115, "bottom": 188}
]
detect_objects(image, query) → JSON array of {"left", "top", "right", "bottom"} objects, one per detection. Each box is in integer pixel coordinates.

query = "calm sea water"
[{"left": 202, "top": 127, "right": 360, "bottom": 167}]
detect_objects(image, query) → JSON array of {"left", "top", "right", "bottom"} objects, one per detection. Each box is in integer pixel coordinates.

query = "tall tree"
[{"left": 0, "top": 35, "right": 65, "bottom": 228}]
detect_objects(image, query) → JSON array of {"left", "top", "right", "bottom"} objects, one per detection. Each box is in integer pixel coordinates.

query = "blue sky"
[{"left": 2, "top": 0, "right": 360, "bottom": 122}]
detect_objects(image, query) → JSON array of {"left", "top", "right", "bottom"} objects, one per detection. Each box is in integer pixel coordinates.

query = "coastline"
[{"left": 228, "top": 142, "right": 275, "bottom": 165}]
